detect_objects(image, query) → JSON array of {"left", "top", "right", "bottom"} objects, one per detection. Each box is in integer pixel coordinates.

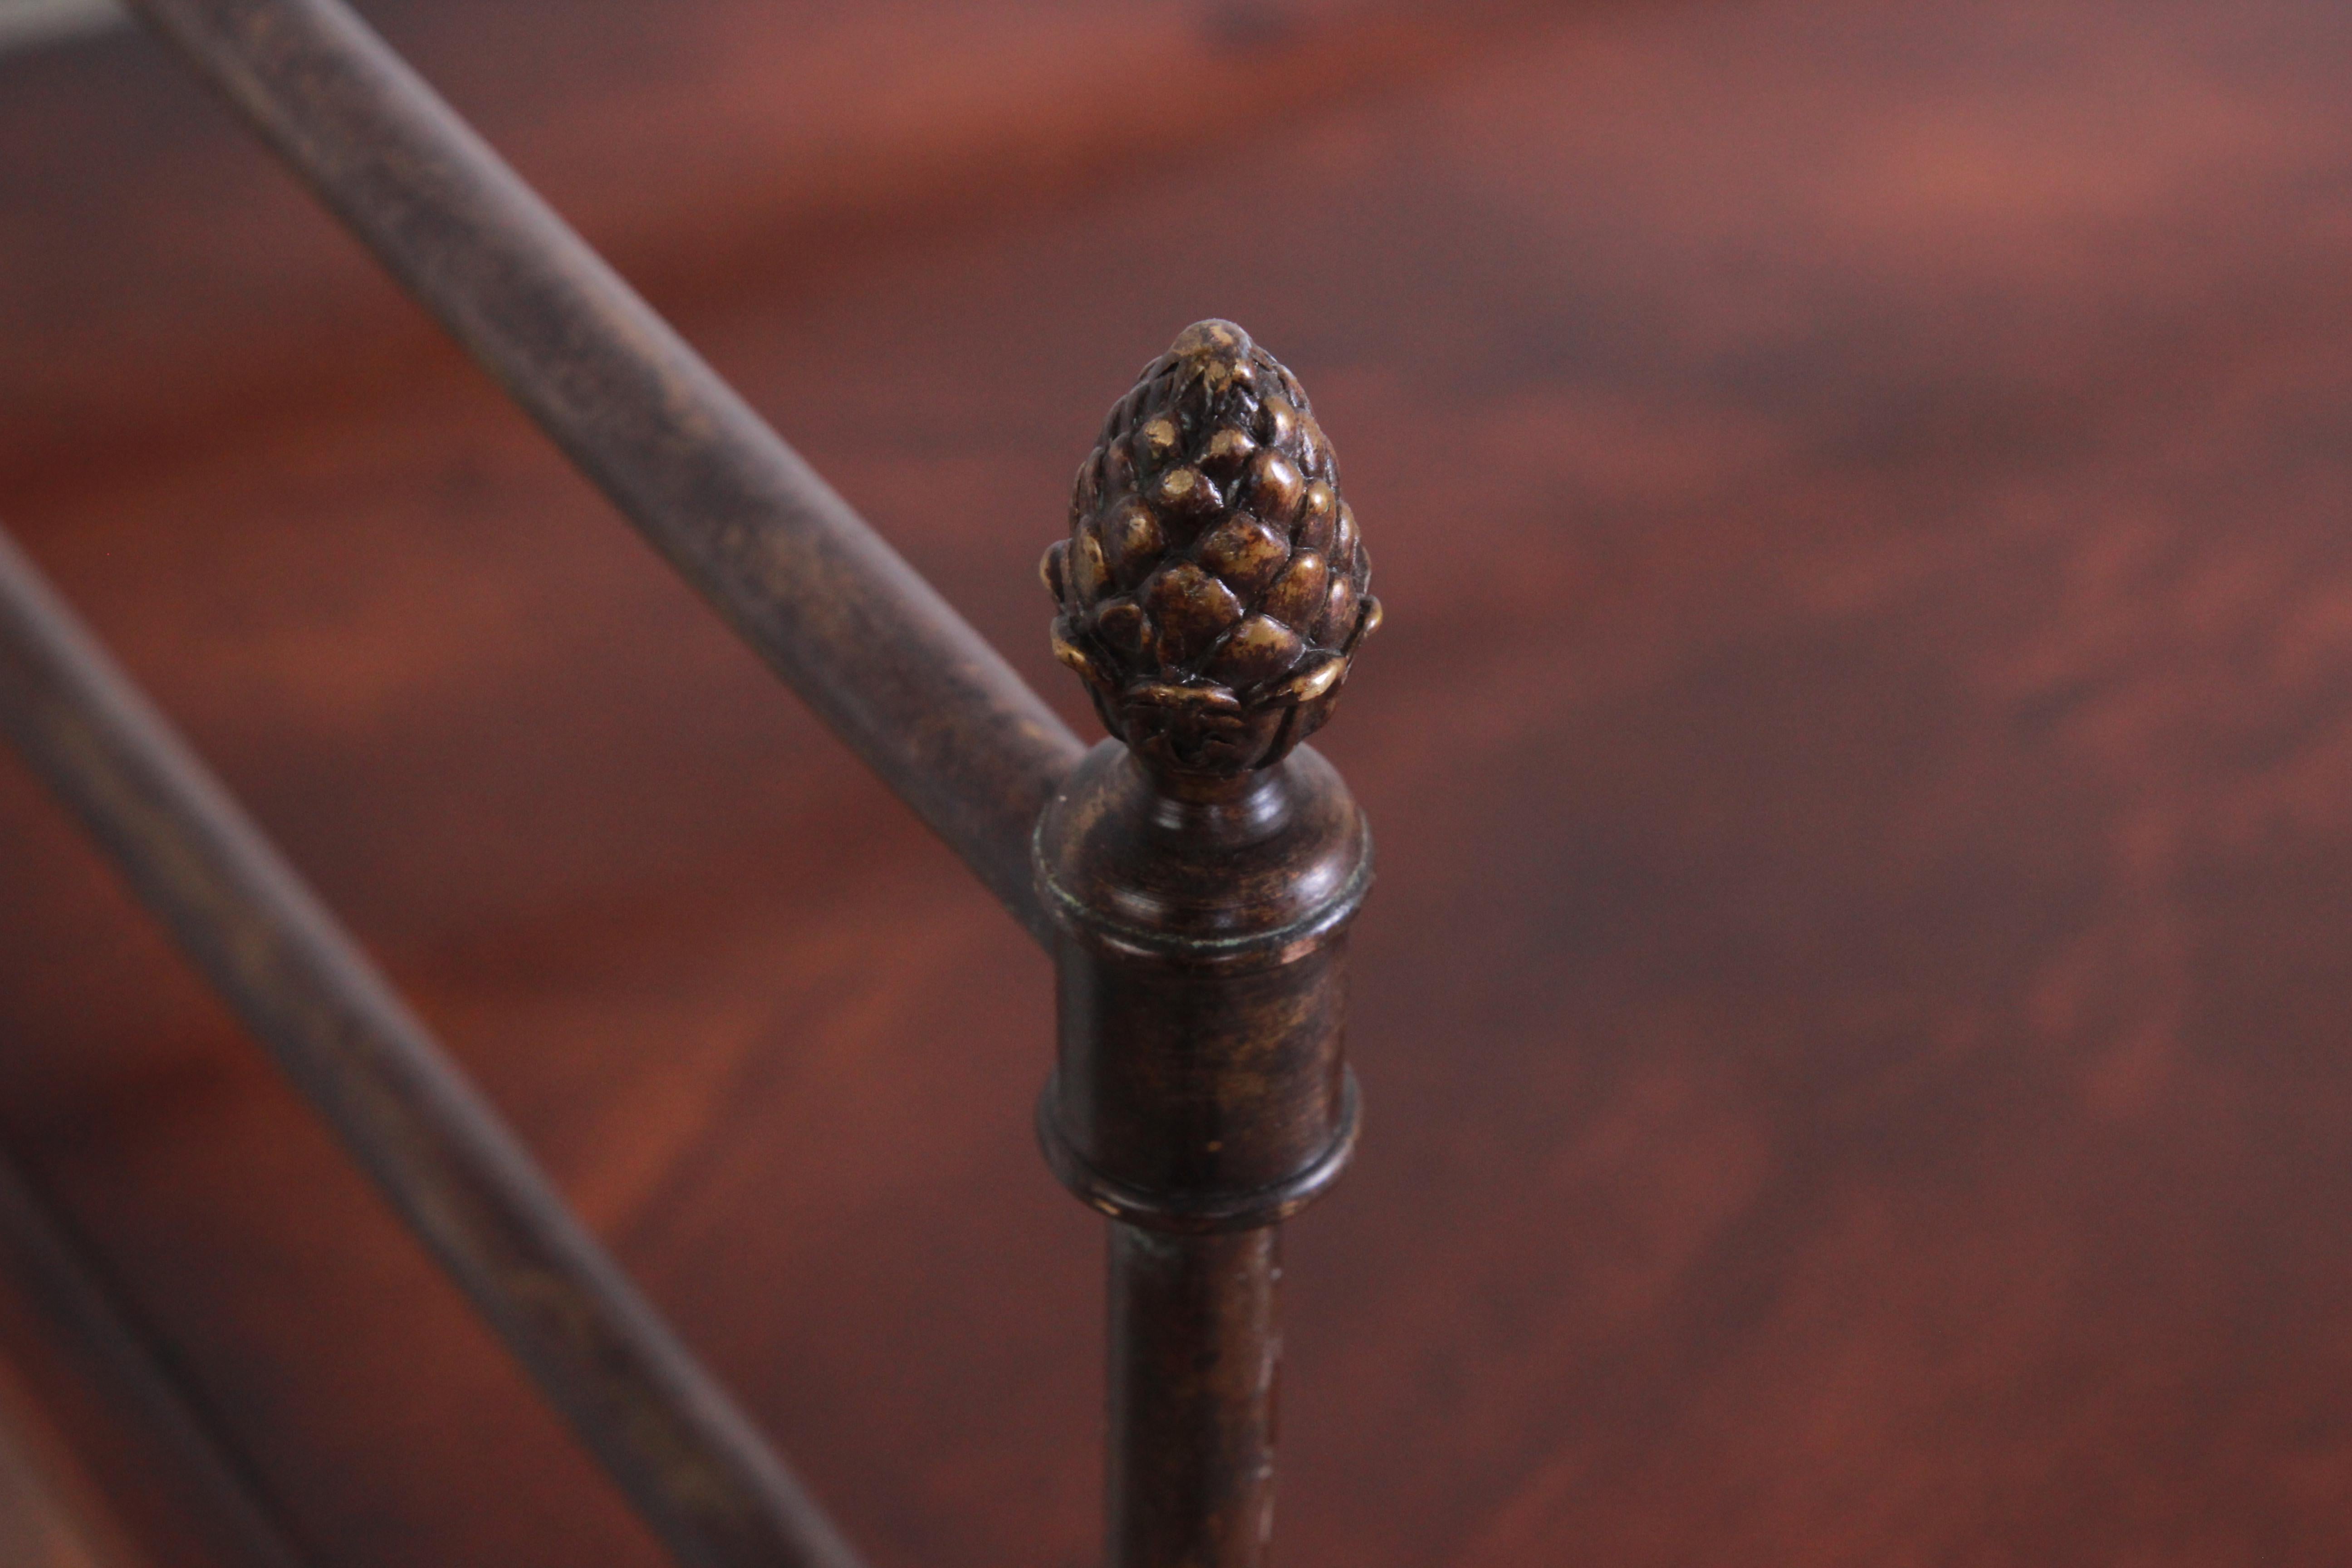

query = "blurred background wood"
[
  {"left": 0, "top": 1153, "right": 306, "bottom": 1568},
  {"left": 3, "top": 0, "right": 2352, "bottom": 1564},
  {"left": 0, "top": 1352, "right": 150, "bottom": 1568}
]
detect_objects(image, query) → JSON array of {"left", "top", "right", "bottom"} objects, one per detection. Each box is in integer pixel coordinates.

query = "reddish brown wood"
[{"left": 6, "top": 0, "right": 2352, "bottom": 1565}]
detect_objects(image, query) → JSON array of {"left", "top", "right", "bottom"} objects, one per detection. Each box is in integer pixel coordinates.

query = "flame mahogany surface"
[{"left": 4, "top": 0, "right": 2352, "bottom": 1563}]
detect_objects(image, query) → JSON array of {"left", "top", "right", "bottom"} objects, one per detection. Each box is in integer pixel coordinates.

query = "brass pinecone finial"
[{"left": 1042, "top": 320, "right": 1382, "bottom": 778}]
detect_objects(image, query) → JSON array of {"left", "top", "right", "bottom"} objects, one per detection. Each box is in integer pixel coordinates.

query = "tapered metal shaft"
[{"left": 1108, "top": 1227, "right": 1282, "bottom": 1568}]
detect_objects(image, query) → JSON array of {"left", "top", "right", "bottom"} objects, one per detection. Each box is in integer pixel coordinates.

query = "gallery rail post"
[{"left": 1037, "top": 321, "right": 1382, "bottom": 1567}]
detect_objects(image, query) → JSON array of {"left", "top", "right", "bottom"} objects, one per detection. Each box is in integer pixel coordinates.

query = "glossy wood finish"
[{"left": 7, "top": 0, "right": 2352, "bottom": 1564}]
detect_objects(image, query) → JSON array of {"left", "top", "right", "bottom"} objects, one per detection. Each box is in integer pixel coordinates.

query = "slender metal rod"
[
  {"left": 0, "top": 526, "right": 861, "bottom": 1568},
  {"left": 1106, "top": 1226, "right": 1282, "bottom": 1568},
  {"left": 118, "top": 0, "right": 1084, "bottom": 944}
]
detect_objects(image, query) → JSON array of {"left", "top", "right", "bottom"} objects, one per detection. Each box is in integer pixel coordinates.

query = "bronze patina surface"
[{"left": 1037, "top": 323, "right": 1377, "bottom": 1568}]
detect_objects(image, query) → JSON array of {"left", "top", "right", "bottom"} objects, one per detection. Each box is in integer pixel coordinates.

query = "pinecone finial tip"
[
  {"left": 1170, "top": 318, "right": 1251, "bottom": 359},
  {"left": 1047, "top": 323, "right": 1377, "bottom": 780}
]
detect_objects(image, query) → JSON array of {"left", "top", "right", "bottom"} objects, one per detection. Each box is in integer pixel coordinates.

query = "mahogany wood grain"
[{"left": 4, "top": 0, "right": 2352, "bottom": 1564}]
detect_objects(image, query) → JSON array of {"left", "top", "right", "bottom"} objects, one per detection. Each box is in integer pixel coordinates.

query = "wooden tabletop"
[{"left": 3, "top": 0, "right": 2351, "bottom": 1563}]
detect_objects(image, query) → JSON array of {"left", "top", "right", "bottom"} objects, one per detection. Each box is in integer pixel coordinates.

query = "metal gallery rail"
[
  {"left": 0, "top": 2, "right": 1384, "bottom": 1566},
  {"left": 126, "top": 0, "right": 1086, "bottom": 941},
  {"left": 0, "top": 526, "right": 862, "bottom": 1568}
]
